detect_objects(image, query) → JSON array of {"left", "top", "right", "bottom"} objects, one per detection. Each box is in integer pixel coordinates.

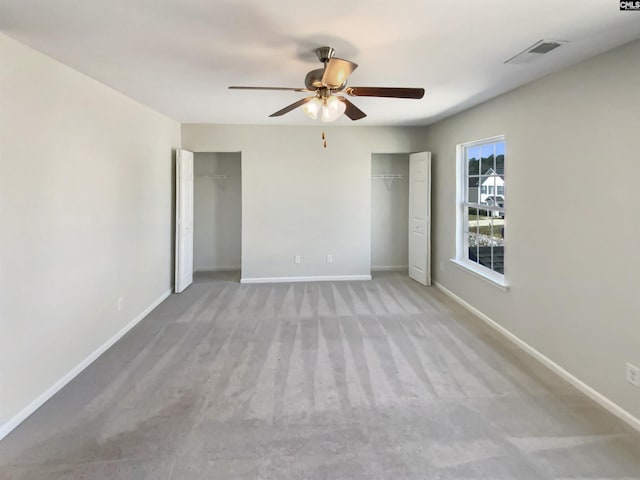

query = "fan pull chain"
[{"left": 322, "top": 131, "right": 327, "bottom": 148}]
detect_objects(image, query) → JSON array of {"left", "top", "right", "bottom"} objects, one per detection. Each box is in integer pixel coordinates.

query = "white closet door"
[
  {"left": 175, "top": 149, "right": 194, "bottom": 293},
  {"left": 408, "top": 152, "right": 431, "bottom": 286}
]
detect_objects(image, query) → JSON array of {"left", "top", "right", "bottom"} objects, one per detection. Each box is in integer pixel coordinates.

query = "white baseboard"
[
  {"left": 241, "top": 274, "right": 372, "bottom": 284},
  {"left": 433, "top": 281, "right": 640, "bottom": 434},
  {"left": 195, "top": 266, "right": 240, "bottom": 272},
  {"left": 371, "top": 265, "right": 408, "bottom": 272},
  {"left": 0, "top": 289, "right": 172, "bottom": 442}
]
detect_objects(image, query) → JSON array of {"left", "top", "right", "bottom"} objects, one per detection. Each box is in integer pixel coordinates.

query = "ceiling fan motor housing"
[
  {"left": 305, "top": 69, "right": 325, "bottom": 89},
  {"left": 305, "top": 69, "right": 346, "bottom": 92}
]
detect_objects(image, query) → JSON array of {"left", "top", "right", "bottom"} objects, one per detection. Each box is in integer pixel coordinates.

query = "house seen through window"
[{"left": 460, "top": 137, "right": 505, "bottom": 277}]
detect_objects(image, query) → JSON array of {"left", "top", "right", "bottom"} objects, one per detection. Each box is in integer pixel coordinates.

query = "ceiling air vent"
[{"left": 505, "top": 39, "right": 566, "bottom": 64}]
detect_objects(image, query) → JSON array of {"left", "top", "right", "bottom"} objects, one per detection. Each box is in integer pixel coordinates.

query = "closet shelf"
[
  {"left": 371, "top": 174, "right": 405, "bottom": 179},
  {"left": 372, "top": 173, "right": 405, "bottom": 191}
]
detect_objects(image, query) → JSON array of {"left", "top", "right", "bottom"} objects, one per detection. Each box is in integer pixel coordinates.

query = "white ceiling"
[{"left": 1, "top": 0, "right": 639, "bottom": 126}]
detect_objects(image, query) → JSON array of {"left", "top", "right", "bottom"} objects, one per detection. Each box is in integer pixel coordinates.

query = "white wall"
[
  {"left": 194, "top": 152, "right": 241, "bottom": 271},
  {"left": 181, "top": 125, "right": 426, "bottom": 281},
  {"left": 371, "top": 154, "right": 409, "bottom": 270},
  {"left": 0, "top": 34, "right": 180, "bottom": 432},
  {"left": 426, "top": 39, "right": 640, "bottom": 420}
]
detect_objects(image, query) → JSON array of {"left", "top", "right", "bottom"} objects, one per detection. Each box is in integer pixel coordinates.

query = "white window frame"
[{"left": 452, "top": 135, "right": 509, "bottom": 290}]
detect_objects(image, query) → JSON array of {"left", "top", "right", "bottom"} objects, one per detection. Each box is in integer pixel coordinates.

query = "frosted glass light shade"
[
  {"left": 301, "top": 95, "right": 345, "bottom": 122},
  {"left": 302, "top": 97, "right": 322, "bottom": 120},
  {"left": 321, "top": 96, "right": 346, "bottom": 122}
]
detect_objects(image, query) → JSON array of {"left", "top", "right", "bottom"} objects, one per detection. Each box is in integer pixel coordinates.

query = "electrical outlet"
[
  {"left": 117, "top": 296, "right": 124, "bottom": 311},
  {"left": 294, "top": 255, "right": 301, "bottom": 264},
  {"left": 626, "top": 363, "right": 640, "bottom": 387},
  {"left": 327, "top": 254, "right": 333, "bottom": 264}
]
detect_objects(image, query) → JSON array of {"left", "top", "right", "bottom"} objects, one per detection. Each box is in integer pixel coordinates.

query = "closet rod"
[
  {"left": 202, "top": 174, "right": 229, "bottom": 179},
  {"left": 371, "top": 174, "right": 405, "bottom": 179}
]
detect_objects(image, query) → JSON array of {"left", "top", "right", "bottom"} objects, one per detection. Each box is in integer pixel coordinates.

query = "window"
[{"left": 454, "top": 136, "right": 506, "bottom": 287}]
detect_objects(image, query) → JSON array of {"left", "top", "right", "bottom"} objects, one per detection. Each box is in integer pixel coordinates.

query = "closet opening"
[
  {"left": 193, "top": 152, "right": 242, "bottom": 282},
  {"left": 371, "top": 153, "right": 410, "bottom": 275}
]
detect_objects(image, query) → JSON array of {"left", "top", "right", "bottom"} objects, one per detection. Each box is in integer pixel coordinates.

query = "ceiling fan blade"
[
  {"left": 345, "top": 87, "right": 425, "bottom": 99},
  {"left": 269, "top": 97, "right": 314, "bottom": 117},
  {"left": 229, "top": 86, "right": 310, "bottom": 92},
  {"left": 321, "top": 58, "right": 358, "bottom": 88},
  {"left": 337, "top": 97, "right": 367, "bottom": 121}
]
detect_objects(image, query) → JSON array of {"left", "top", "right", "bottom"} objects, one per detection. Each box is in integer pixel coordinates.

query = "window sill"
[{"left": 449, "top": 258, "right": 510, "bottom": 292}]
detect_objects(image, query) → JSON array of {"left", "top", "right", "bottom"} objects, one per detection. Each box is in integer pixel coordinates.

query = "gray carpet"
[{"left": 1, "top": 271, "right": 639, "bottom": 479}]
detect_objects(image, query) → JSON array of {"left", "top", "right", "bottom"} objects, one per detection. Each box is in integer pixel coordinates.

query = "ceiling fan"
[{"left": 229, "top": 46, "right": 425, "bottom": 122}]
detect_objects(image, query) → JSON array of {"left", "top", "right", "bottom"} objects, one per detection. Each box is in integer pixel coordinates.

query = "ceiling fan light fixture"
[{"left": 320, "top": 95, "right": 346, "bottom": 122}]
